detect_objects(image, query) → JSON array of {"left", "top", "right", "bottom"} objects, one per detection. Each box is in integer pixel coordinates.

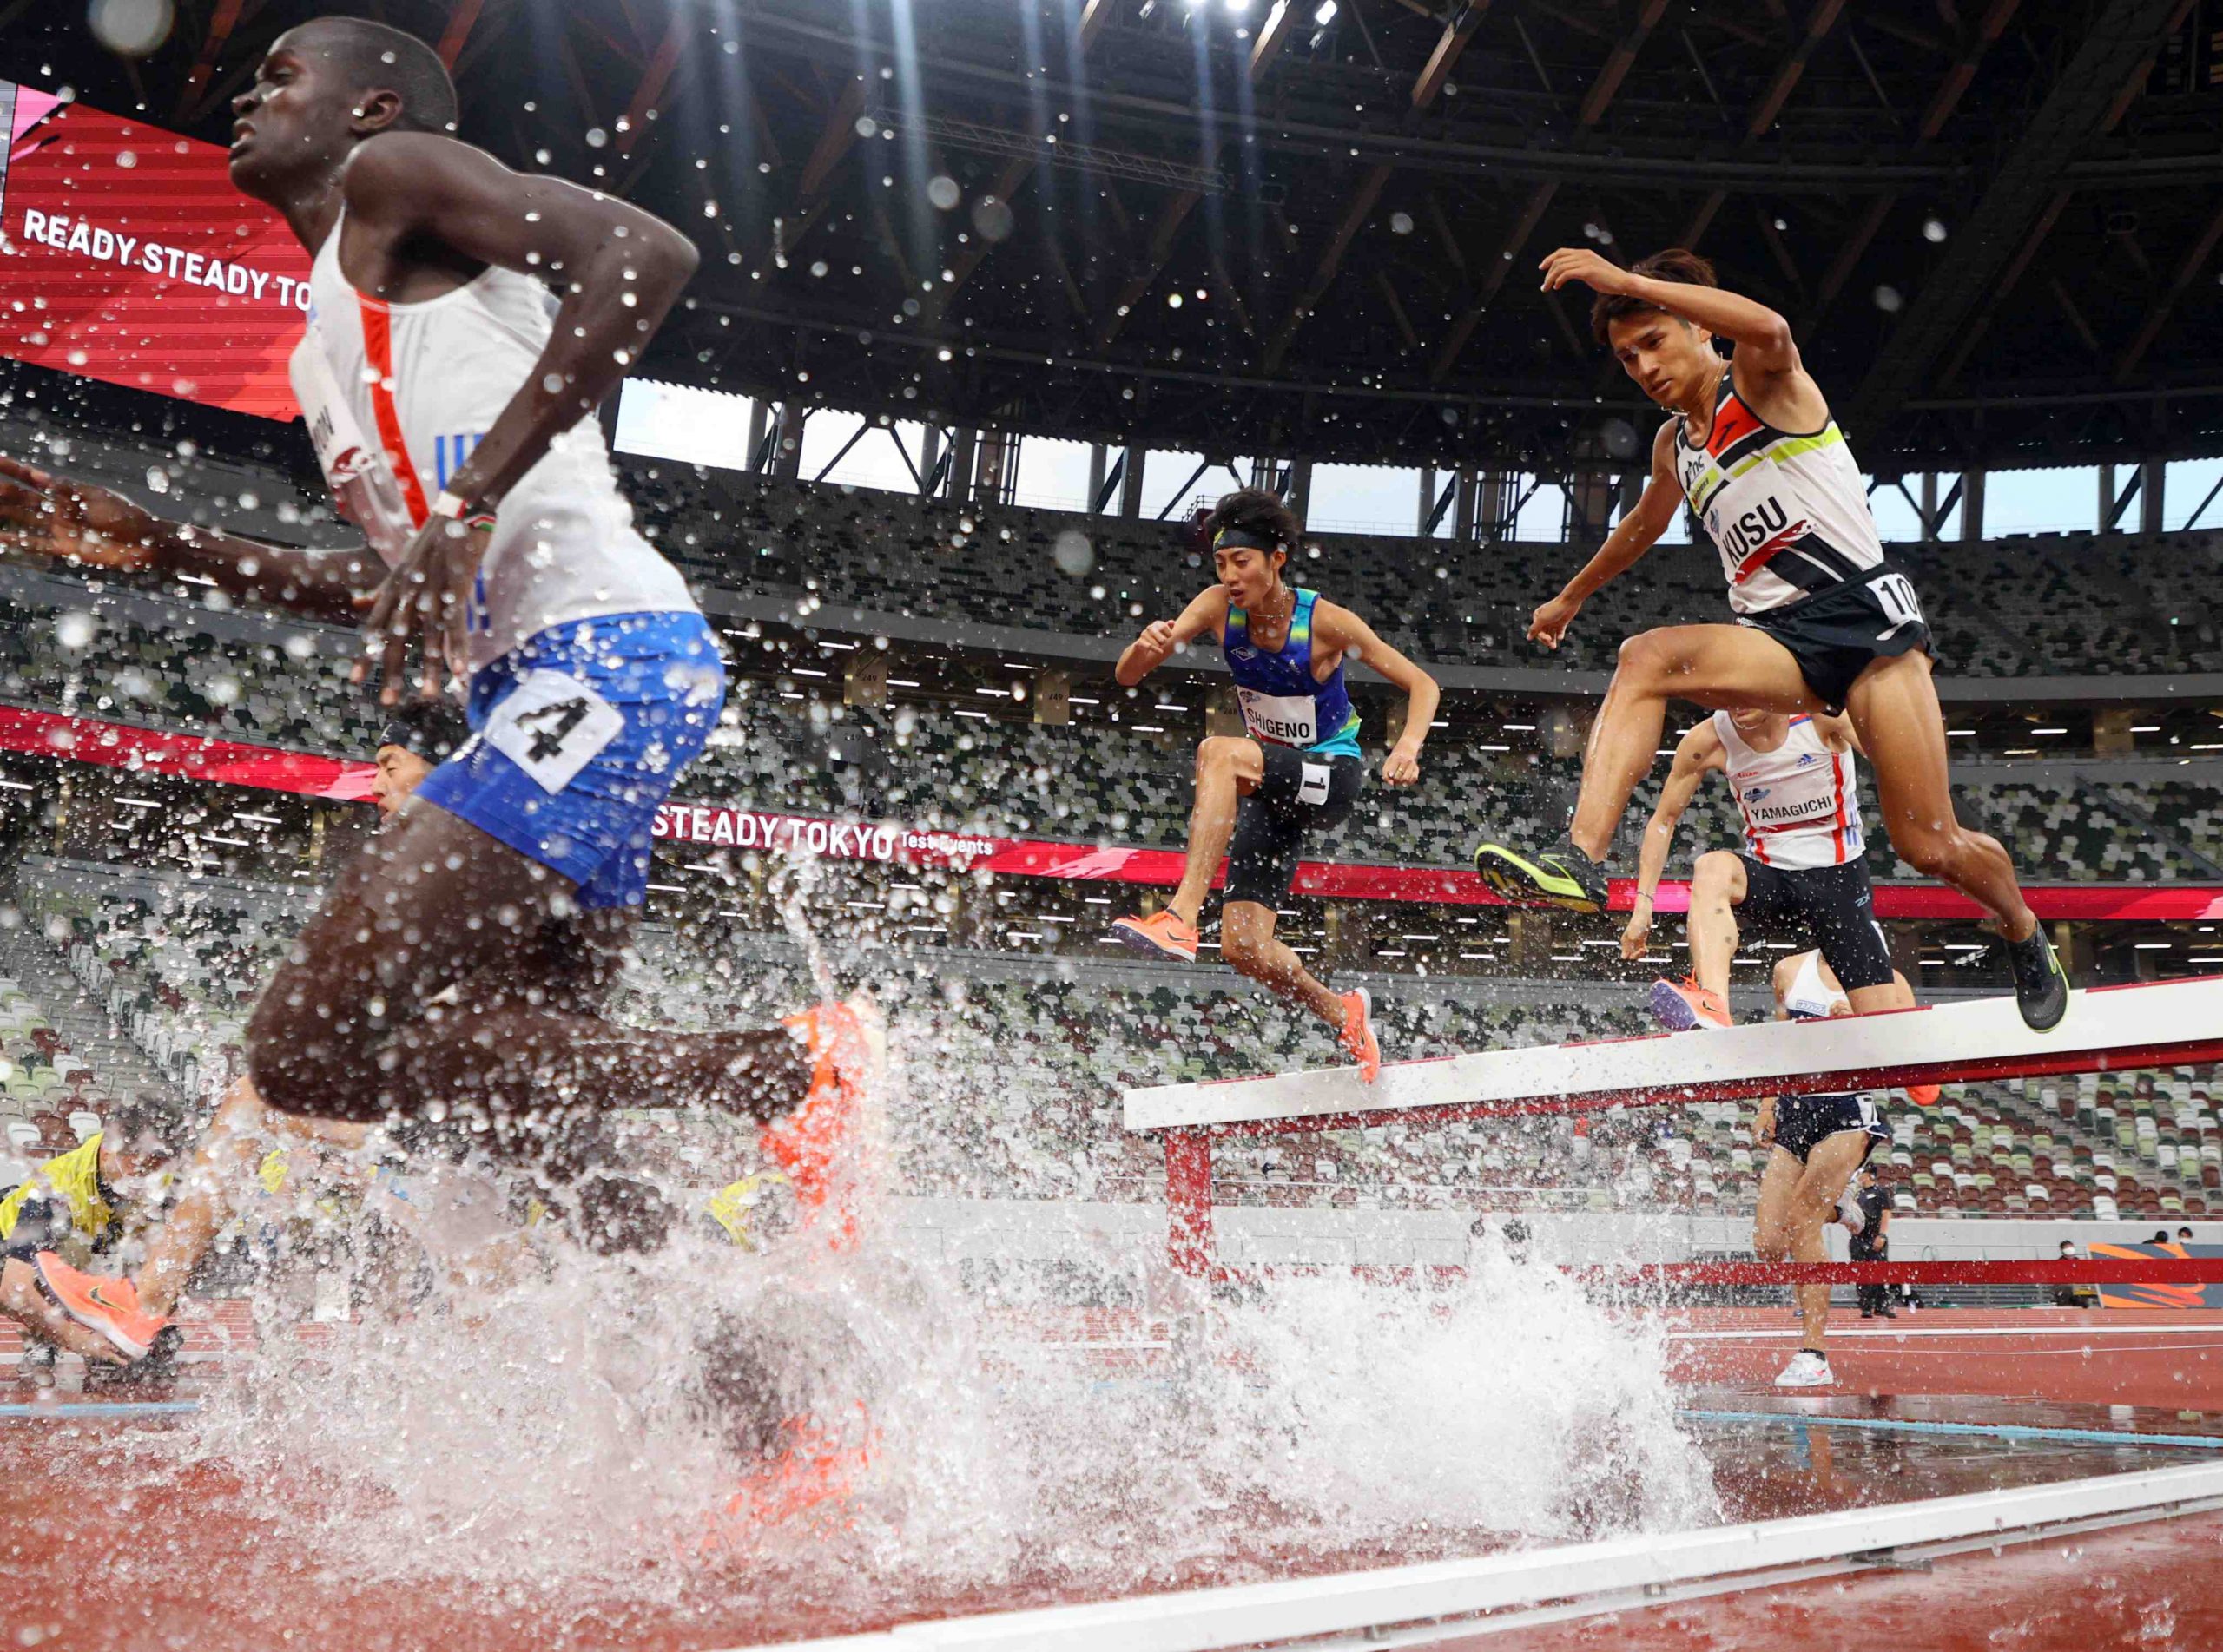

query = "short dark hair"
[
  {"left": 376, "top": 699, "right": 471, "bottom": 763},
  {"left": 1201, "top": 486, "right": 1303, "bottom": 558},
  {"left": 295, "top": 18, "right": 458, "bottom": 136},
  {"left": 1592, "top": 247, "right": 1718, "bottom": 346}
]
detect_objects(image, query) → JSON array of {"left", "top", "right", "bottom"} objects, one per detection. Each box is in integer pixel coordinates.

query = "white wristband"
[{"left": 431, "top": 490, "right": 470, "bottom": 520}]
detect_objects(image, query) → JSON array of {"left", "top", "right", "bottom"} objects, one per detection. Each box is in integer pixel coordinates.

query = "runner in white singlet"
[
  {"left": 290, "top": 206, "right": 696, "bottom": 675},
  {"left": 1620, "top": 708, "right": 1917, "bottom": 1037},
  {"left": 1471, "top": 246, "right": 2067, "bottom": 1034},
  {"left": 1712, "top": 710, "right": 1861, "bottom": 871},
  {"left": 0, "top": 20, "right": 881, "bottom": 1199}
]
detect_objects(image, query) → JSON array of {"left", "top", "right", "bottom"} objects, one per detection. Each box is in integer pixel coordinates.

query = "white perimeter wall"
[{"left": 885, "top": 1197, "right": 2218, "bottom": 1275}]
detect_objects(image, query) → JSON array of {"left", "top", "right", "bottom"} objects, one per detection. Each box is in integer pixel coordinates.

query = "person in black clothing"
[
  {"left": 1844, "top": 1165, "right": 1892, "bottom": 1318},
  {"left": 2052, "top": 1239, "right": 2096, "bottom": 1309}
]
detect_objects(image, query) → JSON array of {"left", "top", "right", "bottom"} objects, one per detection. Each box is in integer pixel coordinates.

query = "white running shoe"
[{"left": 1773, "top": 1350, "right": 1834, "bottom": 1389}]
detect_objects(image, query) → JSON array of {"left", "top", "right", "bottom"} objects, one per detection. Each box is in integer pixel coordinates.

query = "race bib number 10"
[
  {"left": 1871, "top": 572, "right": 1924, "bottom": 632},
  {"left": 484, "top": 669, "right": 625, "bottom": 793}
]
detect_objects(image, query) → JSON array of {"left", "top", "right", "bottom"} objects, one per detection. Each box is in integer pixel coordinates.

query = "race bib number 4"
[
  {"left": 1237, "top": 688, "right": 1318, "bottom": 747},
  {"left": 483, "top": 670, "right": 624, "bottom": 793}
]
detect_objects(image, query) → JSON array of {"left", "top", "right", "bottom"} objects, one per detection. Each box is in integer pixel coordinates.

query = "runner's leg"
[
  {"left": 246, "top": 805, "right": 811, "bottom": 1129},
  {"left": 1752, "top": 1147, "right": 1802, "bottom": 1271},
  {"left": 0, "top": 1256, "right": 123, "bottom": 1364},
  {"left": 1841, "top": 650, "right": 2038, "bottom": 942},
  {"left": 1167, "top": 736, "right": 1264, "bottom": 928},
  {"left": 146, "top": 905, "right": 629, "bottom": 1311},
  {"left": 1753, "top": 1145, "right": 1822, "bottom": 1353},
  {"left": 135, "top": 1076, "right": 366, "bottom": 1316},
  {"left": 1782, "top": 1132, "right": 1872, "bottom": 1351},
  {"left": 1569, "top": 625, "right": 1824, "bottom": 863},
  {"left": 1687, "top": 851, "right": 1747, "bottom": 1001},
  {"left": 1220, "top": 900, "right": 1345, "bottom": 1030}
]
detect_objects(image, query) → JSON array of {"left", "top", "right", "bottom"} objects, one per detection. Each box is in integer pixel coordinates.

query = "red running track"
[
  {"left": 7, "top": 1307, "right": 2223, "bottom": 1649},
  {"left": 1662, "top": 1306, "right": 2223, "bottom": 1411}
]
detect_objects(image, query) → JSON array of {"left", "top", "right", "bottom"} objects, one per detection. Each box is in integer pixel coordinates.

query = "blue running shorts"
[{"left": 416, "top": 610, "right": 726, "bottom": 909}]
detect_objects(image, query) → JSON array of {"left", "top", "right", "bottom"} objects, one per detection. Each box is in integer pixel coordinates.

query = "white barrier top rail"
[
  {"left": 739, "top": 1459, "right": 2223, "bottom": 1652},
  {"left": 1124, "top": 977, "right": 2223, "bottom": 1135}
]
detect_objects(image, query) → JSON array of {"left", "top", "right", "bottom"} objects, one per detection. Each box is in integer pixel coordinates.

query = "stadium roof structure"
[{"left": 16, "top": 0, "right": 2223, "bottom": 477}]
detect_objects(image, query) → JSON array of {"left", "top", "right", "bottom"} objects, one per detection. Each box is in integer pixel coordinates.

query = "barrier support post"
[{"left": 1165, "top": 1129, "right": 1215, "bottom": 1277}]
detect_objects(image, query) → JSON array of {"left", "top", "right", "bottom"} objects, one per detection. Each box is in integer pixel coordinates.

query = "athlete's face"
[
  {"left": 1606, "top": 311, "right": 1715, "bottom": 408},
  {"left": 1728, "top": 708, "right": 1786, "bottom": 739},
  {"left": 1214, "top": 544, "right": 1286, "bottom": 609},
  {"left": 229, "top": 30, "right": 379, "bottom": 203},
  {"left": 371, "top": 745, "right": 434, "bottom": 817}
]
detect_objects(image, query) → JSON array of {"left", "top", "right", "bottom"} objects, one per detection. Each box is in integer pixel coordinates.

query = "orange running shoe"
[
  {"left": 1648, "top": 977, "right": 1731, "bottom": 1031},
  {"left": 34, "top": 1253, "right": 170, "bottom": 1360},
  {"left": 1338, "top": 986, "right": 1381, "bottom": 1083},
  {"left": 724, "top": 1402, "right": 876, "bottom": 1530},
  {"left": 1107, "top": 909, "right": 1199, "bottom": 963},
  {"left": 764, "top": 994, "right": 886, "bottom": 1247},
  {"left": 1906, "top": 1083, "right": 1942, "bottom": 1107}
]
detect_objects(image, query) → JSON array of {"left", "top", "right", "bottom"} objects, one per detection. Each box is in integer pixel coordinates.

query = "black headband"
[{"left": 1211, "top": 526, "right": 1282, "bottom": 554}]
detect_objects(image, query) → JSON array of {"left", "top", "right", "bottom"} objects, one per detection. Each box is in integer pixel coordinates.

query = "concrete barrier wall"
[{"left": 884, "top": 1197, "right": 2220, "bottom": 1273}]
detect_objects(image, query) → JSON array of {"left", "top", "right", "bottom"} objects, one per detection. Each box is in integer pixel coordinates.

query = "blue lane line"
[
  {"left": 0, "top": 1400, "right": 200, "bottom": 1418},
  {"left": 1680, "top": 1408, "right": 2223, "bottom": 1451}
]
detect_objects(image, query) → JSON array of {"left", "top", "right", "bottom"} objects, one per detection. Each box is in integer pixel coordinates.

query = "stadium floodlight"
[{"left": 1314, "top": 0, "right": 1336, "bottom": 18}]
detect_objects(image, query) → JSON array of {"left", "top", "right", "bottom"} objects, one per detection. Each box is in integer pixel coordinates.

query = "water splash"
[{"left": 168, "top": 999, "right": 1714, "bottom": 1622}]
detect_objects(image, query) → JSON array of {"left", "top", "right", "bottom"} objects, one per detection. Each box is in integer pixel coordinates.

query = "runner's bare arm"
[
  {"left": 343, "top": 132, "right": 700, "bottom": 697},
  {"left": 1538, "top": 247, "right": 1824, "bottom": 429},
  {"left": 1530, "top": 421, "right": 1683, "bottom": 649},
  {"left": 340, "top": 132, "right": 698, "bottom": 513},
  {"left": 1623, "top": 723, "right": 1721, "bottom": 959},
  {"left": 1817, "top": 710, "right": 1867, "bottom": 759},
  {"left": 1752, "top": 958, "right": 1804, "bottom": 1147},
  {"left": 0, "top": 453, "right": 374, "bottom": 623},
  {"left": 1540, "top": 246, "right": 1801, "bottom": 375},
  {"left": 1116, "top": 587, "right": 1228, "bottom": 686},
  {"left": 1314, "top": 602, "right": 1439, "bottom": 787}
]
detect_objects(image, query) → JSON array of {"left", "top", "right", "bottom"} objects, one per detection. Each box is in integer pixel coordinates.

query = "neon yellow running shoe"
[{"left": 1473, "top": 841, "right": 1610, "bottom": 915}]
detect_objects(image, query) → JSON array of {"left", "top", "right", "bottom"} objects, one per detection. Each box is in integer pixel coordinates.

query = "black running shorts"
[
  {"left": 1735, "top": 854, "right": 1896, "bottom": 991},
  {"left": 1772, "top": 1092, "right": 1887, "bottom": 1164},
  {"left": 1738, "top": 567, "right": 1933, "bottom": 713},
  {"left": 1222, "top": 745, "right": 1366, "bottom": 909}
]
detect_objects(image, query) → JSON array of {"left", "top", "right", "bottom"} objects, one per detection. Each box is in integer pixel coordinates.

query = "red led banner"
[
  {"left": 0, "top": 85, "right": 311, "bottom": 419},
  {"left": 2, "top": 701, "right": 2220, "bottom": 920}
]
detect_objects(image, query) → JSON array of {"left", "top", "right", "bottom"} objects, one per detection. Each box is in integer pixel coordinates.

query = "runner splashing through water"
[{"left": 0, "top": 18, "right": 880, "bottom": 1169}]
